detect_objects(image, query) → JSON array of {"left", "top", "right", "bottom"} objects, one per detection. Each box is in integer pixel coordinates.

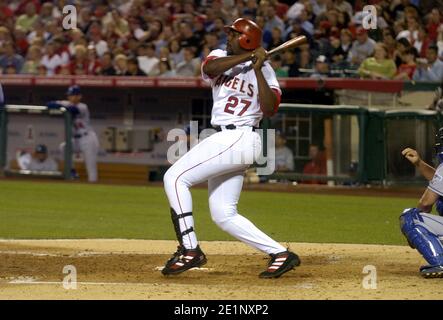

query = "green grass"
[{"left": 0, "top": 180, "right": 420, "bottom": 245}]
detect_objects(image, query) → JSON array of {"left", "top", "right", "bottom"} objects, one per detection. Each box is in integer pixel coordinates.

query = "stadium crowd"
[{"left": 0, "top": 0, "right": 442, "bottom": 81}]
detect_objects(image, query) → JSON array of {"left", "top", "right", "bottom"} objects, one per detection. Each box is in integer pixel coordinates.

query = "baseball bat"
[{"left": 266, "top": 35, "right": 308, "bottom": 57}]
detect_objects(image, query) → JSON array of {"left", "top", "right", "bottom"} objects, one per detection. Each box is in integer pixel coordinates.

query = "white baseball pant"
[
  {"left": 163, "top": 127, "right": 287, "bottom": 255},
  {"left": 60, "top": 131, "right": 99, "bottom": 182}
]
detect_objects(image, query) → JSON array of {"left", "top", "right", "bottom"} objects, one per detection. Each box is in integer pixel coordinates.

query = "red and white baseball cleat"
[
  {"left": 161, "top": 245, "right": 207, "bottom": 275},
  {"left": 259, "top": 251, "right": 301, "bottom": 278}
]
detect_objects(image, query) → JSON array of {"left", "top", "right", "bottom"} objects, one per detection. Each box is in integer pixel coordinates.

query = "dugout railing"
[
  {"left": 267, "top": 103, "right": 443, "bottom": 186},
  {"left": 373, "top": 108, "right": 443, "bottom": 185},
  {"left": 0, "top": 104, "right": 73, "bottom": 179},
  {"left": 264, "top": 103, "right": 367, "bottom": 185}
]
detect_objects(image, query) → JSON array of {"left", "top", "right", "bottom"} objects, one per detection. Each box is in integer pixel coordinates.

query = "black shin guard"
[{"left": 170, "top": 208, "right": 194, "bottom": 246}]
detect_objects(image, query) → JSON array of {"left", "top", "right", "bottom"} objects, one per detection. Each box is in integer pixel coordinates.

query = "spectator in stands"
[
  {"left": 0, "top": 42, "right": 24, "bottom": 74},
  {"left": 396, "top": 13, "right": 420, "bottom": 46},
  {"left": 158, "top": 46, "right": 172, "bottom": 64},
  {"left": 175, "top": 47, "right": 200, "bottom": 77},
  {"left": 126, "top": 57, "right": 146, "bottom": 76},
  {"left": 297, "top": 48, "right": 314, "bottom": 75},
  {"left": 114, "top": 53, "right": 128, "bottom": 76},
  {"left": 15, "top": 2, "right": 38, "bottom": 33},
  {"left": 264, "top": 5, "right": 285, "bottom": 34},
  {"left": 21, "top": 44, "right": 41, "bottom": 74},
  {"left": 382, "top": 28, "right": 398, "bottom": 59},
  {"left": 68, "top": 29, "right": 87, "bottom": 56},
  {"left": 203, "top": 32, "right": 221, "bottom": 52},
  {"left": 53, "top": 37, "right": 70, "bottom": 66},
  {"left": 27, "top": 19, "right": 50, "bottom": 44},
  {"left": 159, "top": 58, "right": 176, "bottom": 78},
  {"left": 0, "top": 0, "right": 440, "bottom": 82},
  {"left": 358, "top": 43, "right": 397, "bottom": 79},
  {"left": 88, "top": 22, "right": 109, "bottom": 57},
  {"left": 334, "top": 0, "right": 353, "bottom": 18},
  {"left": 46, "top": 20, "right": 63, "bottom": 40},
  {"left": 13, "top": 26, "right": 29, "bottom": 56},
  {"left": 274, "top": 131, "right": 294, "bottom": 172},
  {"left": 103, "top": 9, "right": 130, "bottom": 39},
  {"left": 302, "top": 144, "right": 327, "bottom": 184},
  {"left": 348, "top": 27, "right": 376, "bottom": 66},
  {"left": 39, "top": 2, "right": 54, "bottom": 25},
  {"left": 427, "top": 8, "right": 442, "bottom": 42},
  {"left": 68, "top": 44, "right": 88, "bottom": 75},
  {"left": 78, "top": 7, "right": 93, "bottom": 35},
  {"left": 285, "top": 10, "right": 314, "bottom": 39},
  {"left": 256, "top": 15, "right": 272, "bottom": 49},
  {"left": 169, "top": 39, "right": 185, "bottom": 67},
  {"left": 310, "top": 55, "right": 331, "bottom": 78},
  {"left": 179, "top": 22, "right": 202, "bottom": 55},
  {"left": 395, "top": 47, "right": 418, "bottom": 80},
  {"left": 99, "top": 52, "right": 116, "bottom": 76},
  {"left": 331, "top": 29, "right": 353, "bottom": 68},
  {"left": 414, "top": 26, "right": 432, "bottom": 58},
  {"left": 86, "top": 45, "right": 101, "bottom": 75},
  {"left": 5, "top": 63, "right": 17, "bottom": 74},
  {"left": 268, "top": 27, "right": 284, "bottom": 51},
  {"left": 155, "top": 24, "right": 175, "bottom": 52},
  {"left": 282, "top": 49, "right": 299, "bottom": 77},
  {"left": 413, "top": 45, "right": 443, "bottom": 82},
  {"left": 36, "top": 64, "right": 47, "bottom": 76},
  {"left": 286, "top": 0, "right": 306, "bottom": 21},
  {"left": 0, "top": 26, "right": 12, "bottom": 55},
  {"left": 394, "top": 37, "right": 412, "bottom": 67},
  {"left": 270, "top": 54, "right": 288, "bottom": 77},
  {"left": 137, "top": 43, "right": 160, "bottom": 76},
  {"left": 207, "top": 16, "right": 228, "bottom": 47}
]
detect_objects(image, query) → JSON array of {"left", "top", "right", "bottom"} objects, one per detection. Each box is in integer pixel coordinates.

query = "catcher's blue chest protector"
[{"left": 400, "top": 208, "right": 443, "bottom": 267}]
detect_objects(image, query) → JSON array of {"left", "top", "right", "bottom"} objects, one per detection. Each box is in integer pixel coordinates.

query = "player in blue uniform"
[{"left": 401, "top": 128, "right": 443, "bottom": 278}]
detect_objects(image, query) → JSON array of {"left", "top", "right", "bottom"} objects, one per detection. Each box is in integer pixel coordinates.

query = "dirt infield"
[{"left": 0, "top": 239, "right": 442, "bottom": 300}]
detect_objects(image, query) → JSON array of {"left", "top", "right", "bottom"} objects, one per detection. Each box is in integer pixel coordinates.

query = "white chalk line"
[{"left": 0, "top": 250, "right": 171, "bottom": 257}]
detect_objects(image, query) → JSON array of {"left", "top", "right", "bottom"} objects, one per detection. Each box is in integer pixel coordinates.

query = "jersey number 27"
[{"left": 224, "top": 96, "right": 251, "bottom": 116}]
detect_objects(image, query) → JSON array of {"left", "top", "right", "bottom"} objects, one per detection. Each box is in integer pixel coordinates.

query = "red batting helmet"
[{"left": 224, "top": 18, "right": 262, "bottom": 50}]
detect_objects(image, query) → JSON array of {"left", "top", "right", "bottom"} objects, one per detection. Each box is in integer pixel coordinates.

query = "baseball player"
[
  {"left": 48, "top": 85, "right": 99, "bottom": 182},
  {"left": 17, "top": 144, "right": 58, "bottom": 172},
  {"left": 401, "top": 128, "right": 443, "bottom": 278},
  {"left": 161, "top": 18, "right": 300, "bottom": 278}
]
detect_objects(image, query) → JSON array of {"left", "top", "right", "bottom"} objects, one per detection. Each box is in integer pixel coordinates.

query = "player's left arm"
[{"left": 252, "top": 47, "right": 280, "bottom": 117}]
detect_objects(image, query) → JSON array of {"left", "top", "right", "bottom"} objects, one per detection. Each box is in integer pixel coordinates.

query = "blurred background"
[{"left": 0, "top": 0, "right": 442, "bottom": 187}]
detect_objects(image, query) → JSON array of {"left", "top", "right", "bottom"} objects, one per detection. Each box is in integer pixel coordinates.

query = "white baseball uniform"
[
  {"left": 58, "top": 101, "right": 99, "bottom": 182},
  {"left": 163, "top": 49, "right": 286, "bottom": 255}
]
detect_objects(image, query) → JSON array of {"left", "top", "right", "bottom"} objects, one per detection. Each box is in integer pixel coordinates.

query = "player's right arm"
[
  {"left": 203, "top": 51, "right": 253, "bottom": 77},
  {"left": 402, "top": 147, "right": 436, "bottom": 181},
  {"left": 418, "top": 188, "right": 439, "bottom": 212}
]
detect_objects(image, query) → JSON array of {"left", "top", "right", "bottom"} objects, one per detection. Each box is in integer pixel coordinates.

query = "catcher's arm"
[
  {"left": 418, "top": 188, "right": 440, "bottom": 212},
  {"left": 402, "top": 147, "right": 435, "bottom": 181}
]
